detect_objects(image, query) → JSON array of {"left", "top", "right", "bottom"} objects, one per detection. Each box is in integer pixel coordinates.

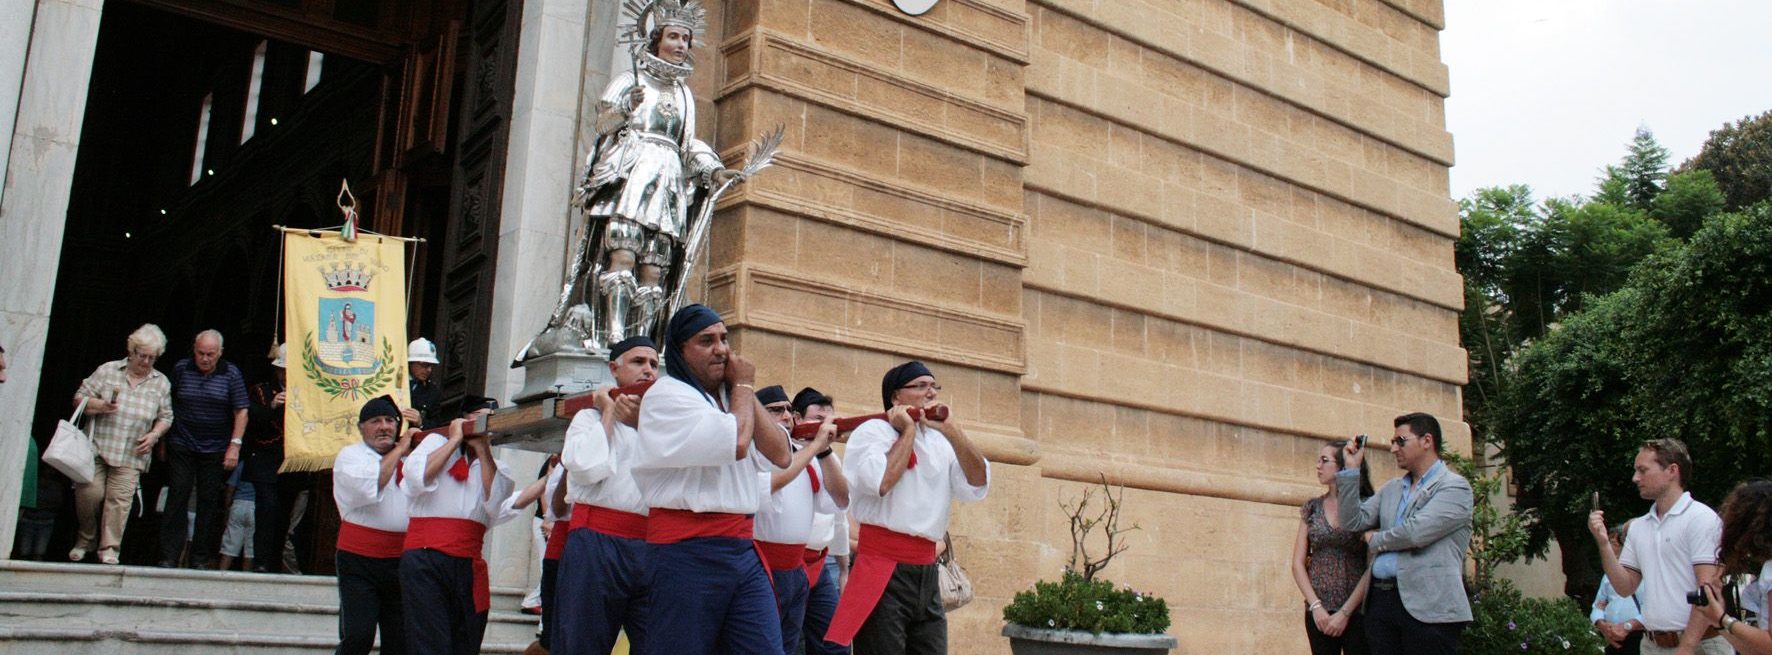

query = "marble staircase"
[{"left": 0, "top": 560, "right": 539, "bottom": 654}]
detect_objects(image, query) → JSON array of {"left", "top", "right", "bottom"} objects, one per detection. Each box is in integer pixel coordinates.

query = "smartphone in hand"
[
  {"left": 1354, "top": 434, "right": 1367, "bottom": 450},
  {"left": 1591, "top": 492, "right": 1601, "bottom": 512}
]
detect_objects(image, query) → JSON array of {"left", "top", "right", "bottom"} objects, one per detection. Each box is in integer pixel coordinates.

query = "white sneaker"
[
  {"left": 100, "top": 553, "right": 120, "bottom": 565},
  {"left": 68, "top": 548, "right": 86, "bottom": 562}
]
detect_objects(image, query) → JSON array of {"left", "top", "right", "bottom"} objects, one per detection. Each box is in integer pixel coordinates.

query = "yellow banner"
[{"left": 282, "top": 231, "right": 408, "bottom": 471}]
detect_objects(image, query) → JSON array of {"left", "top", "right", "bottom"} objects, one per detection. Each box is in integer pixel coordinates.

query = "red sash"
[
  {"left": 756, "top": 540, "right": 806, "bottom": 571},
  {"left": 570, "top": 503, "right": 649, "bottom": 540},
  {"left": 803, "top": 547, "right": 829, "bottom": 587},
  {"left": 645, "top": 508, "right": 754, "bottom": 545},
  {"left": 404, "top": 517, "right": 491, "bottom": 613},
  {"left": 544, "top": 520, "right": 571, "bottom": 561},
  {"left": 336, "top": 521, "right": 405, "bottom": 559},
  {"left": 824, "top": 524, "right": 936, "bottom": 646}
]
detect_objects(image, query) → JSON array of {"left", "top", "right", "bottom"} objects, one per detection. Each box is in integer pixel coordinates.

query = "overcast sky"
[{"left": 1441, "top": 0, "right": 1772, "bottom": 202}]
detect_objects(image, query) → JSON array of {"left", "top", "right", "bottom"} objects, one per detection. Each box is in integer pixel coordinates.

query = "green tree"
[
  {"left": 1490, "top": 203, "right": 1772, "bottom": 599},
  {"left": 1684, "top": 110, "right": 1772, "bottom": 210},
  {"left": 1651, "top": 169, "right": 1726, "bottom": 239},
  {"left": 1618, "top": 127, "right": 1670, "bottom": 211}
]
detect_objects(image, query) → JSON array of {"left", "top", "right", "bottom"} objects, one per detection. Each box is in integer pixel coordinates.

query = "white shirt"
[
  {"left": 1618, "top": 492, "right": 1722, "bottom": 630},
  {"left": 755, "top": 443, "right": 842, "bottom": 544},
  {"left": 505, "top": 464, "right": 568, "bottom": 522},
  {"left": 1744, "top": 561, "right": 1772, "bottom": 629},
  {"left": 808, "top": 510, "right": 849, "bottom": 555},
  {"left": 630, "top": 376, "right": 774, "bottom": 514},
  {"left": 332, "top": 442, "right": 410, "bottom": 533},
  {"left": 400, "top": 434, "right": 520, "bottom": 527},
  {"left": 845, "top": 419, "right": 989, "bottom": 541},
  {"left": 561, "top": 407, "right": 648, "bottom": 515}
]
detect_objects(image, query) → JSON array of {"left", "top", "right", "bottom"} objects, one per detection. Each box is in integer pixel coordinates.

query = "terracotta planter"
[{"left": 1002, "top": 623, "right": 1177, "bottom": 655}]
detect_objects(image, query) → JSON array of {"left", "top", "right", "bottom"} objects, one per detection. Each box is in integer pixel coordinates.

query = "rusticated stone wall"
[{"left": 701, "top": 1, "right": 1464, "bottom": 652}]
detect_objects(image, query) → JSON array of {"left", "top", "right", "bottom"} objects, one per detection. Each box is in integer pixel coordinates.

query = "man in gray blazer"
[{"left": 1339, "top": 412, "right": 1473, "bottom": 655}]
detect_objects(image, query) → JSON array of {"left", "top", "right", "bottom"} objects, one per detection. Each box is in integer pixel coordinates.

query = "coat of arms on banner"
[{"left": 301, "top": 261, "right": 398, "bottom": 400}]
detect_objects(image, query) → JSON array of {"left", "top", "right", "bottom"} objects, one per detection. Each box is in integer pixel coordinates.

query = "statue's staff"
[{"left": 665, "top": 125, "right": 785, "bottom": 314}]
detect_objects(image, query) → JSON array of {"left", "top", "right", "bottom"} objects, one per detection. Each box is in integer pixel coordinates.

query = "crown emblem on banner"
[{"left": 321, "top": 262, "right": 374, "bottom": 292}]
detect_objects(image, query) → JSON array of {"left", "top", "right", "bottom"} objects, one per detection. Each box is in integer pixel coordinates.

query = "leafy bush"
[
  {"left": 1460, "top": 580, "right": 1604, "bottom": 655},
  {"left": 1002, "top": 570, "right": 1170, "bottom": 635}
]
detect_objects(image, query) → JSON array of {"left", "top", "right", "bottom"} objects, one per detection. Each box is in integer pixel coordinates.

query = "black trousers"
[
  {"left": 853, "top": 562, "right": 945, "bottom": 655},
  {"left": 539, "top": 557, "right": 558, "bottom": 647},
  {"left": 159, "top": 444, "right": 227, "bottom": 567},
  {"left": 401, "top": 548, "right": 488, "bottom": 655},
  {"left": 1605, "top": 632, "right": 1642, "bottom": 655},
  {"left": 336, "top": 551, "right": 405, "bottom": 655},
  {"left": 1364, "top": 586, "right": 1463, "bottom": 655},
  {"left": 1305, "top": 609, "right": 1370, "bottom": 655},
  {"left": 244, "top": 447, "right": 284, "bottom": 571}
]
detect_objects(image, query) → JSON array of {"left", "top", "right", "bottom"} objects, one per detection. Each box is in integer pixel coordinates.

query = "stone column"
[
  {"left": 479, "top": 0, "right": 599, "bottom": 590},
  {"left": 0, "top": 0, "right": 105, "bottom": 558}
]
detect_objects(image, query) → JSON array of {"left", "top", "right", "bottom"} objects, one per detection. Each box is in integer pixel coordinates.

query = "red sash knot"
[{"left": 824, "top": 524, "right": 936, "bottom": 646}]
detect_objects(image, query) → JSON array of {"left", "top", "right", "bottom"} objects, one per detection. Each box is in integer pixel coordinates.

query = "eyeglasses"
[
  {"left": 1391, "top": 435, "right": 1423, "bottom": 449},
  {"left": 899, "top": 382, "right": 942, "bottom": 393},
  {"left": 764, "top": 405, "right": 793, "bottom": 414}
]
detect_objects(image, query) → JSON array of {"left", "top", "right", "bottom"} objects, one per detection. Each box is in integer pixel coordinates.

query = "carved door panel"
[{"left": 434, "top": 0, "right": 522, "bottom": 409}]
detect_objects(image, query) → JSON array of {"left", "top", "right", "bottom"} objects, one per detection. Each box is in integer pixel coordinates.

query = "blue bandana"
[
  {"left": 880, "top": 360, "right": 933, "bottom": 410},
  {"left": 664, "top": 304, "right": 724, "bottom": 405},
  {"left": 608, "top": 336, "right": 657, "bottom": 362}
]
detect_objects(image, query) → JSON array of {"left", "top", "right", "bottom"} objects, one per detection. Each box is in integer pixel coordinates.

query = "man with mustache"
[
  {"left": 629, "top": 304, "right": 792, "bottom": 653},
  {"left": 332, "top": 395, "right": 414, "bottom": 655}
]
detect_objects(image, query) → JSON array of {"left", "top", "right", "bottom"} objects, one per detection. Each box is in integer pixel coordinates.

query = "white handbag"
[
  {"left": 937, "top": 533, "right": 974, "bottom": 611},
  {"left": 42, "top": 397, "right": 96, "bottom": 484}
]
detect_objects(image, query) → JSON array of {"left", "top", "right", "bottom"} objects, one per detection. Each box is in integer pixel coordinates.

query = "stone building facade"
[{"left": 0, "top": 0, "right": 1462, "bottom": 651}]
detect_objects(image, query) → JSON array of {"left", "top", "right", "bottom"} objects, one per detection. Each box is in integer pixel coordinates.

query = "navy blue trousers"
[
  {"left": 399, "top": 549, "right": 488, "bottom": 655},
  {"left": 803, "top": 556, "right": 849, "bottom": 655},
  {"left": 642, "top": 536, "right": 781, "bottom": 655},
  {"left": 553, "top": 528, "right": 651, "bottom": 655},
  {"left": 772, "top": 566, "right": 811, "bottom": 655}
]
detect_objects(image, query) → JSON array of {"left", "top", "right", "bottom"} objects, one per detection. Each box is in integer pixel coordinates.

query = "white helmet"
[
  {"left": 408, "top": 338, "right": 440, "bottom": 365},
  {"left": 271, "top": 343, "right": 287, "bottom": 369}
]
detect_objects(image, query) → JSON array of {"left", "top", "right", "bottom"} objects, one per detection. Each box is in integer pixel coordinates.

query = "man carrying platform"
[
  {"left": 629, "top": 304, "right": 793, "bottom": 653},
  {"left": 399, "top": 412, "right": 520, "bottom": 654},
  {"left": 555, "top": 336, "right": 659, "bottom": 655},
  {"left": 755, "top": 384, "right": 848, "bottom": 655},
  {"left": 332, "top": 395, "right": 413, "bottom": 655},
  {"left": 794, "top": 386, "right": 853, "bottom": 655},
  {"left": 827, "top": 361, "right": 990, "bottom": 654}
]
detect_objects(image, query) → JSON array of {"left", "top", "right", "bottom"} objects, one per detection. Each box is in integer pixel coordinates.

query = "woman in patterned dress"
[{"left": 1291, "top": 439, "right": 1375, "bottom": 654}]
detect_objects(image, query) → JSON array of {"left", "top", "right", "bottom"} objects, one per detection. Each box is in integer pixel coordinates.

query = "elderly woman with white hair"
[{"left": 71, "top": 323, "right": 176, "bottom": 564}]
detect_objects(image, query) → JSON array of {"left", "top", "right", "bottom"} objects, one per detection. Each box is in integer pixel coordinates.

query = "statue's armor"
[{"left": 526, "top": 50, "right": 722, "bottom": 358}]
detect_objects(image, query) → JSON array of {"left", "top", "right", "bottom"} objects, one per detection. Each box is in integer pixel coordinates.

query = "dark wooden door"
[{"left": 434, "top": 0, "right": 523, "bottom": 409}]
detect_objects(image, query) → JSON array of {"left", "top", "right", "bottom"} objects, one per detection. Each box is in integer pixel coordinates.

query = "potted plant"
[{"left": 1002, "top": 476, "right": 1177, "bottom": 654}]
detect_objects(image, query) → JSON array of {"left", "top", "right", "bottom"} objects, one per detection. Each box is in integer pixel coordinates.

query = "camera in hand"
[{"left": 1687, "top": 590, "right": 1708, "bottom": 607}]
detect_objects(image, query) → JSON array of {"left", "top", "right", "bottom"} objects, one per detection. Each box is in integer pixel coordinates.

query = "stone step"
[
  {"left": 0, "top": 626, "right": 532, "bottom": 654},
  {"left": 0, "top": 561, "right": 542, "bottom": 653},
  {"left": 0, "top": 560, "right": 528, "bottom": 606}
]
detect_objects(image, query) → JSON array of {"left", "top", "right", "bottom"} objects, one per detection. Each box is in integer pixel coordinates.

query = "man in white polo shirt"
[{"left": 1588, "top": 438, "right": 1726, "bottom": 655}]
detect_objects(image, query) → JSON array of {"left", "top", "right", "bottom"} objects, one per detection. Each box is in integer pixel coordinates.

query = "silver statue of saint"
[{"left": 523, "top": 0, "right": 735, "bottom": 359}]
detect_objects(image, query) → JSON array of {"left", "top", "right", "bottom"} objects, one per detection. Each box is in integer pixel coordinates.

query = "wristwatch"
[
  {"left": 1722, "top": 615, "right": 1739, "bottom": 632},
  {"left": 229, "top": 437, "right": 243, "bottom": 446}
]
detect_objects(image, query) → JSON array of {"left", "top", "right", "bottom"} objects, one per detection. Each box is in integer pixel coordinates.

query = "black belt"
[{"left": 1371, "top": 578, "right": 1397, "bottom": 591}]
